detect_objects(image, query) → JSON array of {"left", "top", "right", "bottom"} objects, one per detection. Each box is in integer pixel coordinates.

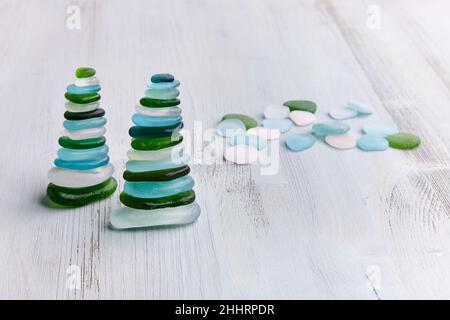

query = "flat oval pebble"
[
  {"left": 62, "top": 127, "right": 106, "bottom": 140},
  {"left": 126, "top": 155, "right": 190, "bottom": 173},
  {"left": 140, "top": 97, "right": 180, "bottom": 108},
  {"left": 363, "top": 121, "right": 399, "bottom": 137},
  {"left": 75, "top": 76, "right": 99, "bottom": 87},
  {"left": 135, "top": 104, "right": 181, "bottom": 117},
  {"left": 262, "top": 119, "right": 293, "bottom": 133},
  {"left": 57, "top": 145, "right": 109, "bottom": 161},
  {"left": 386, "top": 132, "right": 420, "bottom": 149},
  {"left": 346, "top": 100, "right": 374, "bottom": 115},
  {"left": 66, "top": 84, "right": 101, "bottom": 94},
  {"left": 120, "top": 189, "right": 195, "bottom": 210},
  {"left": 285, "top": 134, "right": 315, "bottom": 152},
  {"left": 283, "top": 100, "right": 317, "bottom": 113},
  {"left": 123, "top": 165, "right": 190, "bottom": 182},
  {"left": 110, "top": 202, "right": 200, "bottom": 230},
  {"left": 64, "top": 108, "right": 105, "bottom": 121},
  {"left": 247, "top": 127, "right": 280, "bottom": 140},
  {"left": 216, "top": 119, "right": 246, "bottom": 137},
  {"left": 289, "top": 110, "right": 316, "bottom": 126},
  {"left": 65, "top": 93, "right": 100, "bottom": 104},
  {"left": 127, "top": 143, "right": 184, "bottom": 161},
  {"left": 63, "top": 117, "right": 107, "bottom": 131},
  {"left": 147, "top": 80, "right": 180, "bottom": 89},
  {"left": 151, "top": 73, "right": 174, "bottom": 83},
  {"left": 221, "top": 113, "right": 257, "bottom": 130},
  {"left": 131, "top": 114, "right": 181, "bottom": 127},
  {"left": 145, "top": 88, "right": 180, "bottom": 100},
  {"left": 264, "top": 105, "right": 290, "bottom": 119},
  {"left": 124, "top": 176, "right": 194, "bottom": 199},
  {"left": 325, "top": 133, "right": 356, "bottom": 149},
  {"left": 228, "top": 134, "right": 267, "bottom": 150},
  {"left": 223, "top": 145, "right": 258, "bottom": 164},
  {"left": 312, "top": 121, "right": 350, "bottom": 136},
  {"left": 131, "top": 135, "right": 183, "bottom": 151},
  {"left": 54, "top": 156, "right": 110, "bottom": 170},
  {"left": 357, "top": 134, "right": 389, "bottom": 151},
  {"left": 65, "top": 101, "right": 99, "bottom": 113},
  {"left": 76, "top": 67, "right": 96, "bottom": 78},
  {"left": 48, "top": 164, "right": 114, "bottom": 188},
  {"left": 329, "top": 107, "right": 358, "bottom": 120},
  {"left": 59, "top": 136, "right": 106, "bottom": 149}
]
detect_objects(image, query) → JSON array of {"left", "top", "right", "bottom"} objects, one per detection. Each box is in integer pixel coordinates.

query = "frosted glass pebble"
[
  {"left": 216, "top": 119, "right": 246, "bottom": 137},
  {"left": 126, "top": 155, "right": 190, "bottom": 173},
  {"left": 247, "top": 127, "right": 280, "bottom": 140},
  {"left": 135, "top": 104, "right": 182, "bottom": 117},
  {"left": 127, "top": 143, "right": 184, "bottom": 161},
  {"left": 124, "top": 176, "right": 194, "bottom": 198},
  {"left": 223, "top": 145, "right": 258, "bottom": 164},
  {"left": 131, "top": 114, "right": 181, "bottom": 127},
  {"left": 75, "top": 76, "right": 100, "bottom": 87},
  {"left": 285, "top": 134, "right": 315, "bottom": 152},
  {"left": 63, "top": 117, "right": 107, "bottom": 131},
  {"left": 312, "top": 121, "right": 350, "bottom": 136},
  {"left": 357, "top": 134, "right": 389, "bottom": 151},
  {"left": 289, "top": 111, "right": 316, "bottom": 126},
  {"left": 65, "top": 101, "right": 99, "bottom": 113},
  {"left": 147, "top": 80, "right": 180, "bottom": 89},
  {"left": 48, "top": 164, "right": 114, "bottom": 188},
  {"left": 329, "top": 107, "right": 358, "bottom": 120},
  {"left": 110, "top": 202, "right": 200, "bottom": 230},
  {"left": 62, "top": 127, "right": 106, "bottom": 140},
  {"left": 145, "top": 88, "right": 180, "bottom": 100},
  {"left": 66, "top": 84, "right": 101, "bottom": 94},
  {"left": 262, "top": 119, "right": 293, "bottom": 133},
  {"left": 362, "top": 121, "right": 399, "bottom": 137},
  {"left": 325, "top": 133, "right": 357, "bottom": 149},
  {"left": 346, "top": 100, "right": 374, "bottom": 115},
  {"left": 228, "top": 134, "right": 267, "bottom": 150},
  {"left": 57, "top": 145, "right": 109, "bottom": 161},
  {"left": 264, "top": 105, "right": 290, "bottom": 119}
]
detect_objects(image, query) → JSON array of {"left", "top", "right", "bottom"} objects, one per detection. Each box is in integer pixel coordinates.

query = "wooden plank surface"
[{"left": 0, "top": 0, "right": 449, "bottom": 299}]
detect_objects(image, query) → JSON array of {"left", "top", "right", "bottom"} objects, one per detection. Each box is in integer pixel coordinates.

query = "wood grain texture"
[{"left": 0, "top": 0, "right": 449, "bottom": 299}]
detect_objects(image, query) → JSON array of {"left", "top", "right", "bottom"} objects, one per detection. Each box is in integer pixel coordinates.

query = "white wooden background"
[{"left": 0, "top": 0, "right": 449, "bottom": 299}]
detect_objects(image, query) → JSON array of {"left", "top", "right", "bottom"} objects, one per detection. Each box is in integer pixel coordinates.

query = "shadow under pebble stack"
[
  {"left": 47, "top": 67, "right": 117, "bottom": 207},
  {"left": 110, "top": 73, "right": 200, "bottom": 230}
]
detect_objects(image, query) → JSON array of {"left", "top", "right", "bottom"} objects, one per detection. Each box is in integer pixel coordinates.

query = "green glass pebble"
[
  {"left": 47, "top": 177, "right": 117, "bottom": 207},
  {"left": 59, "top": 136, "right": 106, "bottom": 149},
  {"left": 123, "top": 166, "right": 190, "bottom": 182},
  {"left": 120, "top": 190, "right": 196, "bottom": 210},
  {"left": 386, "top": 132, "right": 421, "bottom": 150},
  {"left": 221, "top": 113, "right": 257, "bottom": 130},
  {"left": 131, "top": 135, "right": 183, "bottom": 150},
  {"left": 129, "top": 123, "right": 183, "bottom": 138},
  {"left": 64, "top": 108, "right": 105, "bottom": 121},
  {"left": 140, "top": 97, "right": 180, "bottom": 108},
  {"left": 283, "top": 100, "right": 317, "bottom": 113},
  {"left": 65, "top": 92, "right": 101, "bottom": 104},
  {"left": 76, "top": 67, "right": 96, "bottom": 79}
]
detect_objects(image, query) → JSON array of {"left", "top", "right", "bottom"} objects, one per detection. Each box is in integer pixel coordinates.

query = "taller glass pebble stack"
[
  {"left": 47, "top": 67, "right": 117, "bottom": 207},
  {"left": 110, "top": 73, "right": 200, "bottom": 230}
]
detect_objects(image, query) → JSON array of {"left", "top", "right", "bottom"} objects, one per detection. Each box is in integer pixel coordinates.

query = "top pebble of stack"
[{"left": 76, "top": 67, "right": 96, "bottom": 79}]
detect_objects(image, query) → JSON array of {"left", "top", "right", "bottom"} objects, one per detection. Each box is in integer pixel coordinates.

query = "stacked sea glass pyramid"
[
  {"left": 47, "top": 67, "right": 117, "bottom": 207},
  {"left": 110, "top": 73, "right": 200, "bottom": 229}
]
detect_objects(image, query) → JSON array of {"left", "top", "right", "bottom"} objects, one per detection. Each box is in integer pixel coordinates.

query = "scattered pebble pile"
[{"left": 216, "top": 99, "right": 421, "bottom": 164}]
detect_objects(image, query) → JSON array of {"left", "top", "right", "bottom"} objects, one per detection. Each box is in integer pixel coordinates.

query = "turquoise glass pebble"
[
  {"left": 63, "top": 117, "right": 107, "bottom": 131},
  {"left": 66, "top": 84, "right": 101, "bottom": 94},
  {"left": 285, "top": 134, "right": 315, "bottom": 152},
  {"left": 217, "top": 119, "right": 246, "bottom": 137},
  {"left": 126, "top": 156, "right": 190, "bottom": 173},
  {"left": 131, "top": 114, "right": 182, "bottom": 127},
  {"left": 362, "top": 121, "right": 399, "bottom": 137},
  {"left": 357, "top": 134, "right": 389, "bottom": 151},
  {"left": 147, "top": 80, "right": 180, "bottom": 89},
  {"left": 228, "top": 134, "right": 267, "bottom": 150},
  {"left": 54, "top": 156, "right": 109, "bottom": 170},
  {"left": 145, "top": 88, "right": 180, "bottom": 100},
  {"left": 123, "top": 175, "right": 194, "bottom": 198},
  {"left": 262, "top": 119, "right": 293, "bottom": 133},
  {"left": 346, "top": 100, "right": 374, "bottom": 115},
  {"left": 312, "top": 121, "right": 350, "bottom": 136},
  {"left": 57, "top": 145, "right": 109, "bottom": 161}
]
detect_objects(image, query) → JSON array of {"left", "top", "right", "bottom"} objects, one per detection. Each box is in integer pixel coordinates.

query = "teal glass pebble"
[
  {"left": 357, "top": 134, "right": 389, "bottom": 151},
  {"left": 217, "top": 119, "right": 246, "bottom": 137},
  {"left": 147, "top": 79, "right": 180, "bottom": 89},
  {"left": 66, "top": 84, "right": 101, "bottom": 94},
  {"left": 126, "top": 156, "right": 190, "bottom": 173},
  {"left": 262, "top": 119, "right": 293, "bottom": 133},
  {"left": 54, "top": 156, "right": 110, "bottom": 170},
  {"left": 145, "top": 88, "right": 180, "bottom": 100},
  {"left": 346, "top": 100, "right": 374, "bottom": 115},
  {"left": 131, "top": 114, "right": 182, "bottom": 127},
  {"left": 228, "top": 134, "right": 267, "bottom": 150},
  {"left": 362, "top": 121, "right": 399, "bottom": 137},
  {"left": 57, "top": 145, "right": 109, "bottom": 161},
  {"left": 285, "top": 134, "right": 315, "bottom": 152},
  {"left": 63, "top": 117, "right": 107, "bottom": 131},
  {"left": 151, "top": 73, "right": 174, "bottom": 83},
  {"left": 123, "top": 175, "right": 194, "bottom": 198},
  {"left": 312, "top": 121, "right": 350, "bottom": 136}
]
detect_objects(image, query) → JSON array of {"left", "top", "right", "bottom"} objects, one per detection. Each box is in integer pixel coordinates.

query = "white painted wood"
[{"left": 0, "top": 0, "right": 449, "bottom": 299}]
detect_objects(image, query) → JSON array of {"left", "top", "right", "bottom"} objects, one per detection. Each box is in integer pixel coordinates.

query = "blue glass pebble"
[
  {"left": 66, "top": 84, "right": 101, "bottom": 94},
  {"left": 54, "top": 156, "right": 110, "bottom": 170},
  {"left": 362, "top": 121, "right": 399, "bottom": 137},
  {"left": 346, "top": 100, "right": 374, "bottom": 115},
  {"left": 151, "top": 73, "right": 174, "bottom": 83},
  {"left": 57, "top": 145, "right": 109, "bottom": 161},
  {"left": 147, "top": 79, "right": 180, "bottom": 89},
  {"left": 312, "top": 121, "right": 350, "bottom": 136},
  {"left": 357, "top": 134, "right": 389, "bottom": 151},
  {"left": 285, "top": 134, "right": 315, "bottom": 152},
  {"left": 228, "top": 134, "right": 267, "bottom": 150},
  {"left": 126, "top": 156, "right": 190, "bottom": 173},
  {"left": 131, "top": 114, "right": 182, "bottom": 127},
  {"left": 217, "top": 119, "right": 246, "bottom": 137},
  {"left": 124, "top": 176, "right": 194, "bottom": 198},
  {"left": 63, "top": 117, "right": 107, "bottom": 131},
  {"left": 262, "top": 119, "right": 293, "bottom": 133}
]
